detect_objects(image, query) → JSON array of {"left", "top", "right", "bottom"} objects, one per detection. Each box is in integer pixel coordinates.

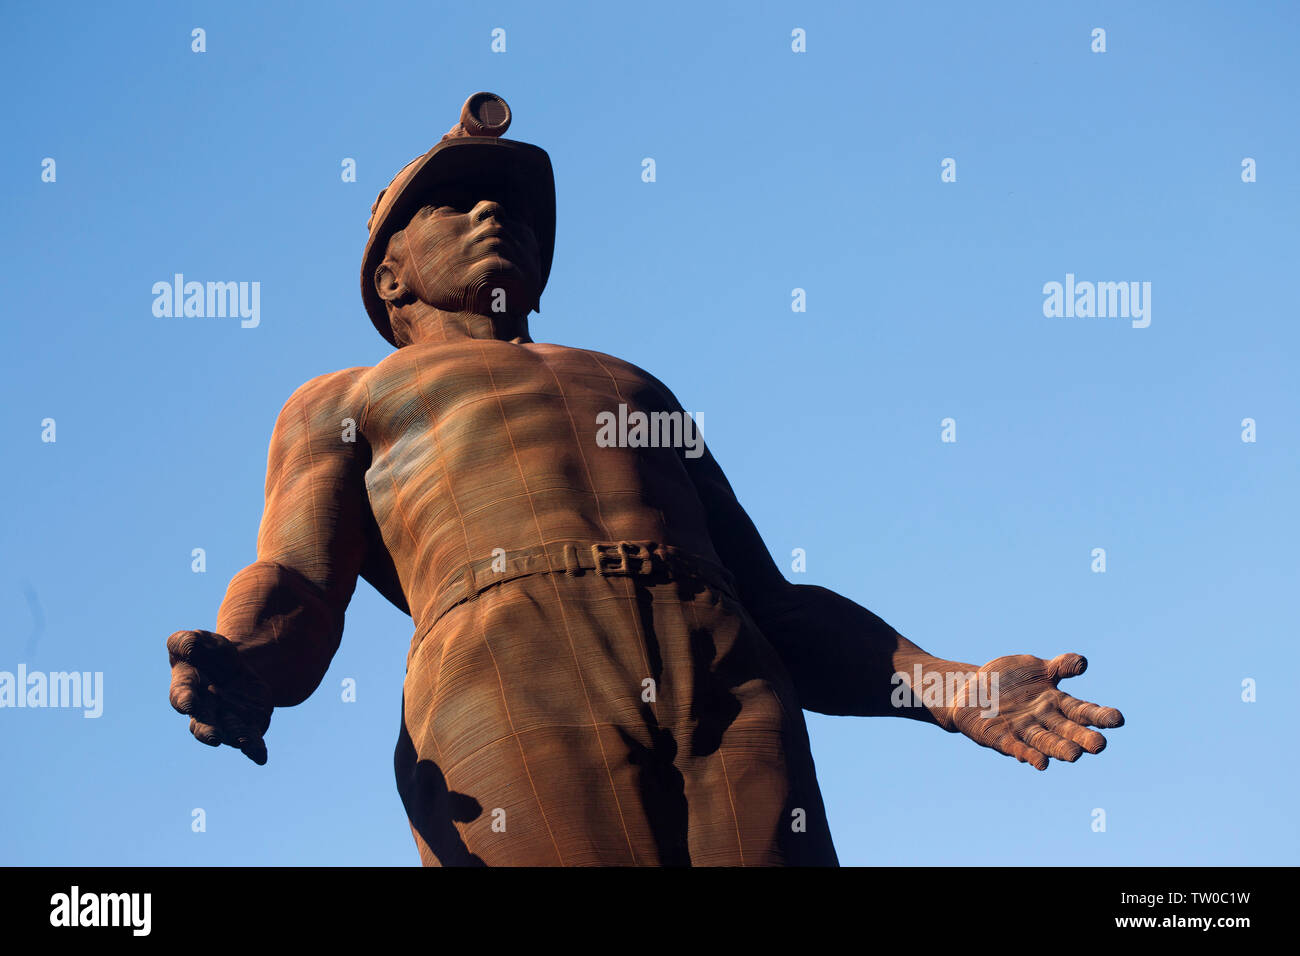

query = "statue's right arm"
[
  {"left": 219, "top": 367, "right": 378, "bottom": 704},
  {"left": 167, "top": 368, "right": 378, "bottom": 763}
]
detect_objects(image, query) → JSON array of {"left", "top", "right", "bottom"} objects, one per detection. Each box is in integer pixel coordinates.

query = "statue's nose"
[{"left": 471, "top": 200, "right": 506, "bottom": 223}]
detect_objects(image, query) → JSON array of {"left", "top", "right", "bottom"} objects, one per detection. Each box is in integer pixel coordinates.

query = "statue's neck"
[{"left": 400, "top": 307, "right": 532, "bottom": 345}]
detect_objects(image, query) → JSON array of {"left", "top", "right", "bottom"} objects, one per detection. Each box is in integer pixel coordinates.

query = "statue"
[{"left": 166, "top": 93, "right": 1124, "bottom": 866}]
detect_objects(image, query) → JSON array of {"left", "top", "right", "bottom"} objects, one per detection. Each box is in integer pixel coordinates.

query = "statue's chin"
[{"left": 464, "top": 263, "right": 537, "bottom": 314}]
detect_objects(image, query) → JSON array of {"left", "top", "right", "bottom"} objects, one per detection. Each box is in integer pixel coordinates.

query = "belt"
[{"left": 421, "top": 539, "right": 739, "bottom": 636}]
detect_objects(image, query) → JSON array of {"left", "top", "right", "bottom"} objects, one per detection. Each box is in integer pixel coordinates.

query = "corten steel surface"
[{"left": 166, "top": 92, "right": 1124, "bottom": 866}]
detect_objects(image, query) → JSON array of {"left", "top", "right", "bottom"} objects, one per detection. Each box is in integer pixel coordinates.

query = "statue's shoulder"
[
  {"left": 529, "top": 342, "right": 661, "bottom": 384},
  {"left": 275, "top": 366, "right": 373, "bottom": 429},
  {"left": 529, "top": 343, "right": 683, "bottom": 409}
]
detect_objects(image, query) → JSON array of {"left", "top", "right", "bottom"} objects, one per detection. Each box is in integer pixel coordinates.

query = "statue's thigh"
[
  {"left": 643, "top": 588, "right": 839, "bottom": 866},
  {"left": 400, "top": 574, "right": 679, "bottom": 865}
]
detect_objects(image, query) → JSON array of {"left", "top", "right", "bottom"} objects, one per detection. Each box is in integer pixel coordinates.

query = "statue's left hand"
[
  {"left": 939, "top": 653, "right": 1124, "bottom": 770},
  {"left": 167, "top": 629, "right": 273, "bottom": 765}
]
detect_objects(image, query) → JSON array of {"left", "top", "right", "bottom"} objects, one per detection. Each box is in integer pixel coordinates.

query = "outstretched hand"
[
  {"left": 941, "top": 653, "right": 1123, "bottom": 770},
  {"left": 167, "top": 629, "right": 273, "bottom": 765}
]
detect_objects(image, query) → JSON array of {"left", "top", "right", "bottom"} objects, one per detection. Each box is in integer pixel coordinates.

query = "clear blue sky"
[{"left": 1, "top": 0, "right": 1296, "bottom": 866}]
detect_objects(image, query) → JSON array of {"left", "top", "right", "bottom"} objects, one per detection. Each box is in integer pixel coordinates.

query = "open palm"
[{"left": 943, "top": 652, "right": 1124, "bottom": 770}]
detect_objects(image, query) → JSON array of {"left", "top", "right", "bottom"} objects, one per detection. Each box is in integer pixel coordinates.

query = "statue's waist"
[{"left": 411, "top": 539, "right": 739, "bottom": 649}]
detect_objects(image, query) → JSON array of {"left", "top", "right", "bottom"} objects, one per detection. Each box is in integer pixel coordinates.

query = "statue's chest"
[{"left": 366, "top": 346, "right": 662, "bottom": 438}]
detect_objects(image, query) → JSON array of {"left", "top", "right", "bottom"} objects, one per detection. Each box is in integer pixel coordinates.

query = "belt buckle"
[{"left": 592, "top": 541, "right": 656, "bottom": 576}]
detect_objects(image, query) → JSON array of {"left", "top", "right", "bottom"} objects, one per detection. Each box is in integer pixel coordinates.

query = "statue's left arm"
[{"left": 682, "top": 439, "right": 1124, "bottom": 770}]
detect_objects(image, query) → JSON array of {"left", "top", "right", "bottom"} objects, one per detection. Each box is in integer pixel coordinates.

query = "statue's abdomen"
[{"left": 361, "top": 340, "right": 718, "bottom": 626}]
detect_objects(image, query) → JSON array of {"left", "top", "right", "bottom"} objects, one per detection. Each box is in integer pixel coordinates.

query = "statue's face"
[{"left": 384, "top": 179, "right": 542, "bottom": 316}]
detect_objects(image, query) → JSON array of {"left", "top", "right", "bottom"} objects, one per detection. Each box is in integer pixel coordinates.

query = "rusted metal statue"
[{"left": 166, "top": 92, "right": 1124, "bottom": 866}]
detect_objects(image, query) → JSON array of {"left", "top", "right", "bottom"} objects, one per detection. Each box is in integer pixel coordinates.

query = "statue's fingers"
[
  {"left": 167, "top": 630, "right": 238, "bottom": 680},
  {"left": 217, "top": 707, "right": 255, "bottom": 747},
  {"left": 167, "top": 629, "right": 213, "bottom": 665},
  {"left": 226, "top": 696, "right": 273, "bottom": 739},
  {"left": 219, "top": 708, "right": 268, "bottom": 766},
  {"left": 167, "top": 630, "right": 195, "bottom": 667},
  {"left": 1019, "top": 722, "right": 1082, "bottom": 762},
  {"left": 1057, "top": 693, "right": 1125, "bottom": 728},
  {"left": 992, "top": 730, "right": 1049, "bottom": 770},
  {"left": 188, "top": 716, "right": 222, "bottom": 747},
  {"left": 1046, "top": 653, "right": 1088, "bottom": 682},
  {"left": 223, "top": 684, "right": 273, "bottom": 736},
  {"left": 168, "top": 662, "right": 203, "bottom": 715},
  {"left": 170, "top": 665, "right": 223, "bottom": 742},
  {"left": 1039, "top": 710, "right": 1108, "bottom": 753},
  {"left": 238, "top": 736, "right": 268, "bottom": 766}
]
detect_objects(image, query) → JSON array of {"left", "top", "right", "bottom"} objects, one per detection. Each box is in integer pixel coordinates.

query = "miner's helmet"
[{"left": 360, "top": 92, "right": 556, "bottom": 347}]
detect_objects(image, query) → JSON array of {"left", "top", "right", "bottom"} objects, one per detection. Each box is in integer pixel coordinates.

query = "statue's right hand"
[{"left": 167, "top": 629, "right": 273, "bottom": 765}]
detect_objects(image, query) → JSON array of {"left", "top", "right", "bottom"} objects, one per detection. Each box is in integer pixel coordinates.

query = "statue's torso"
[
  {"left": 355, "top": 339, "right": 719, "bottom": 625},
  {"left": 341, "top": 339, "right": 834, "bottom": 867}
]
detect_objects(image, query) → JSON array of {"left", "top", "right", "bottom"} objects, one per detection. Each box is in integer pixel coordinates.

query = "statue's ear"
[{"left": 375, "top": 262, "right": 406, "bottom": 303}]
